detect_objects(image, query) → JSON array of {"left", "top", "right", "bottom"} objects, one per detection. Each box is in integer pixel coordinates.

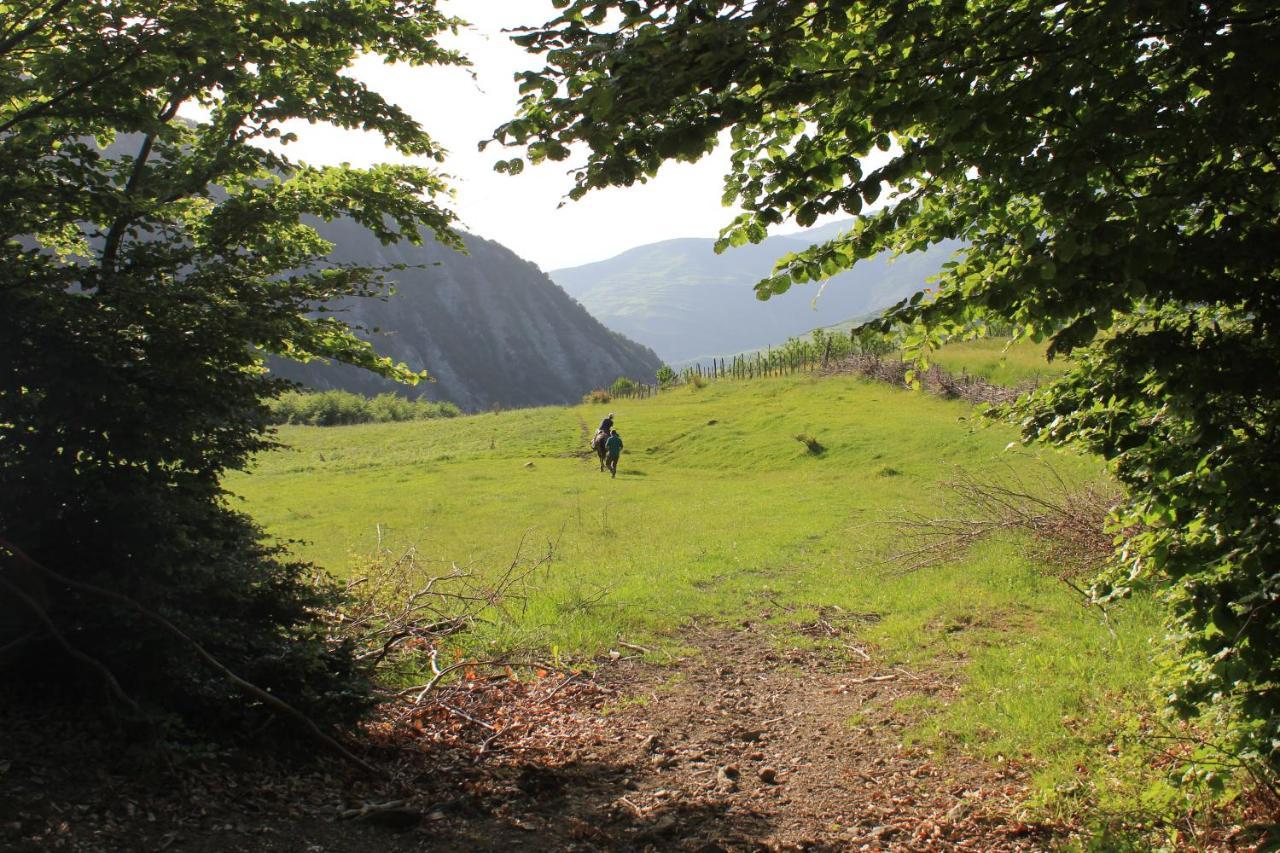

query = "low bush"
[
  {"left": 794, "top": 433, "right": 825, "bottom": 455},
  {"left": 609, "top": 376, "right": 638, "bottom": 397},
  {"left": 267, "top": 391, "right": 461, "bottom": 426},
  {"left": 582, "top": 389, "right": 612, "bottom": 404}
]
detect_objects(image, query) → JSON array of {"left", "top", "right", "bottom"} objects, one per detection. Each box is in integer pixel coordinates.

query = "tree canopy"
[
  {"left": 1, "top": 0, "right": 464, "bottom": 726},
  {"left": 495, "top": 0, "right": 1280, "bottom": 781}
]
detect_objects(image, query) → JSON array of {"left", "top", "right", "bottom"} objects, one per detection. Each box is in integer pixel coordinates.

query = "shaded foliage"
[{"left": 0, "top": 0, "right": 464, "bottom": 732}]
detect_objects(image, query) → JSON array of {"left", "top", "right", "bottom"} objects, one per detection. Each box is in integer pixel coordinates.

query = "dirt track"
[{"left": 3, "top": 619, "right": 1066, "bottom": 852}]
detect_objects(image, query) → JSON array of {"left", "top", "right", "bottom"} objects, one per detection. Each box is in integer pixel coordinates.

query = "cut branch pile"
[
  {"left": 328, "top": 533, "right": 555, "bottom": 677},
  {"left": 825, "top": 354, "right": 1032, "bottom": 406},
  {"left": 883, "top": 463, "right": 1123, "bottom": 583}
]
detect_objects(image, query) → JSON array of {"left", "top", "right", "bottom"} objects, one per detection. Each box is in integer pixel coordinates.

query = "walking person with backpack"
[{"left": 604, "top": 429, "right": 623, "bottom": 478}]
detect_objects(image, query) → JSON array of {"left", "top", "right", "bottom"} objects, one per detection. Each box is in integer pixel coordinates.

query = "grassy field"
[
  {"left": 929, "top": 338, "right": 1069, "bottom": 386},
  {"left": 229, "top": 373, "right": 1175, "bottom": 822}
]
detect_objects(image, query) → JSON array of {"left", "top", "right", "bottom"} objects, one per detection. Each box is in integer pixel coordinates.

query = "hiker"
[{"left": 604, "top": 429, "right": 623, "bottom": 478}]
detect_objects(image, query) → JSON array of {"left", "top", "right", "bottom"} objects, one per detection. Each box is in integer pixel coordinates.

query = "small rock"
[
  {"left": 758, "top": 767, "right": 778, "bottom": 784},
  {"left": 523, "top": 461, "right": 535, "bottom": 468}
]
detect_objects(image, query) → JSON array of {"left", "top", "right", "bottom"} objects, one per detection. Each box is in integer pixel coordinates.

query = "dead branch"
[
  {"left": 334, "top": 532, "right": 560, "bottom": 681},
  {"left": 880, "top": 461, "right": 1122, "bottom": 581},
  {"left": 438, "top": 702, "right": 497, "bottom": 731},
  {"left": 0, "top": 537, "right": 379, "bottom": 777},
  {"left": 0, "top": 568, "right": 139, "bottom": 713}
]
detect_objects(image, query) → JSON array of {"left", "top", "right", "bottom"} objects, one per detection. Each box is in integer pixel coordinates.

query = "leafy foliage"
[
  {"left": 267, "top": 390, "right": 461, "bottom": 427},
  {"left": 609, "top": 375, "right": 639, "bottom": 397},
  {"left": 0, "top": 0, "right": 464, "bottom": 730},
  {"left": 494, "top": 0, "right": 1280, "bottom": 780}
]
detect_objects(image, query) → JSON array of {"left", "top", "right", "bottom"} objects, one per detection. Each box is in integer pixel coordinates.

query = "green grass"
[
  {"left": 228, "top": 373, "right": 1192, "bottom": 824},
  {"left": 930, "top": 338, "right": 1069, "bottom": 386}
]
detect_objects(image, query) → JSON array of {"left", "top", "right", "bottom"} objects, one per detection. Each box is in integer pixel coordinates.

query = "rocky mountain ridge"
[{"left": 270, "top": 221, "right": 662, "bottom": 411}]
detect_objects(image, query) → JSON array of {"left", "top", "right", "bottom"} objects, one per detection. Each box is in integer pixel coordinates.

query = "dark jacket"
[
  {"left": 599, "top": 417, "right": 614, "bottom": 433},
  {"left": 605, "top": 434, "right": 623, "bottom": 456}
]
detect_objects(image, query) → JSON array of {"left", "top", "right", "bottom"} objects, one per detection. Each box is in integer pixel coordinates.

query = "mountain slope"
[
  {"left": 269, "top": 223, "right": 662, "bottom": 410},
  {"left": 550, "top": 224, "right": 959, "bottom": 363}
]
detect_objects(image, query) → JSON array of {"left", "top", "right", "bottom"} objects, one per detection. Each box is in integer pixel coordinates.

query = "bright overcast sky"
[{"left": 265, "top": 0, "right": 839, "bottom": 271}]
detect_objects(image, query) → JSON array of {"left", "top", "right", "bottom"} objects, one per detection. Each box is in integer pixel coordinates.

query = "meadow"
[
  {"left": 928, "top": 338, "right": 1069, "bottom": 386},
  {"left": 229, "top": 372, "right": 1180, "bottom": 822}
]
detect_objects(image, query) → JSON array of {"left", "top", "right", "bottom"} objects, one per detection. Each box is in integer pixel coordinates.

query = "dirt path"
[
  {"left": 397, "top": 621, "right": 1058, "bottom": 852},
  {"left": 3, "top": 621, "right": 1062, "bottom": 852}
]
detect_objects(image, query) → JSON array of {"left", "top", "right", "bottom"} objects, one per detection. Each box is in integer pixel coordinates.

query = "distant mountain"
[
  {"left": 550, "top": 222, "right": 960, "bottom": 363},
  {"left": 269, "top": 222, "right": 662, "bottom": 410}
]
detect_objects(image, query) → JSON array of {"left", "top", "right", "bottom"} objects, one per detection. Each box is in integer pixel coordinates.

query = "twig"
[
  {"left": 848, "top": 674, "right": 898, "bottom": 684},
  {"left": 544, "top": 672, "right": 581, "bottom": 701},
  {"left": 843, "top": 643, "right": 872, "bottom": 661},
  {"left": 619, "top": 797, "right": 646, "bottom": 817},
  {"left": 0, "top": 628, "right": 43, "bottom": 658},
  {"left": 438, "top": 703, "right": 496, "bottom": 731},
  {"left": 617, "top": 640, "right": 651, "bottom": 654},
  {"left": 478, "top": 727, "right": 506, "bottom": 754},
  {"left": 338, "top": 800, "right": 408, "bottom": 820},
  {"left": 1061, "top": 576, "right": 1118, "bottom": 640}
]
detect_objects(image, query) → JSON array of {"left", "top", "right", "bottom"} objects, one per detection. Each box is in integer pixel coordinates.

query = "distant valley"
[
  {"left": 275, "top": 219, "right": 959, "bottom": 409},
  {"left": 551, "top": 222, "right": 960, "bottom": 364}
]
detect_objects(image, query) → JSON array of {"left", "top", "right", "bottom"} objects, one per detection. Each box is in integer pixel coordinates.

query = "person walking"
[{"left": 604, "top": 429, "right": 624, "bottom": 478}]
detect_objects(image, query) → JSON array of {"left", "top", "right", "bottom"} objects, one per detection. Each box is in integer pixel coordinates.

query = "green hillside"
[{"left": 230, "top": 374, "right": 1175, "bottom": 818}]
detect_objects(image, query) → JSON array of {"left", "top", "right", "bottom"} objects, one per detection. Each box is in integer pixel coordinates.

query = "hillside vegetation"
[{"left": 231, "top": 374, "right": 1182, "bottom": 820}]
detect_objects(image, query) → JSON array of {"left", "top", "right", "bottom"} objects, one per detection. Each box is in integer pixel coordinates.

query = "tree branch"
[
  {"left": 0, "top": 568, "right": 139, "bottom": 713},
  {"left": 0, "top": 537, "right": 381, "bottom": 777},
  {"left": 0, "top": 0, "right": 73, "bottom": 58}
]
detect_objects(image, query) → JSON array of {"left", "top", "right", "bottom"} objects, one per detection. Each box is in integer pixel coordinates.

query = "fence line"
[{"left": 596, "top": 327, "right": 900, "bottom": 401}]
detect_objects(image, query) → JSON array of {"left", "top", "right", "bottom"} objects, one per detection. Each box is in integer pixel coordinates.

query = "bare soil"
[{"left": 1, "top": 621, "right": 1265, "bottom": 851}]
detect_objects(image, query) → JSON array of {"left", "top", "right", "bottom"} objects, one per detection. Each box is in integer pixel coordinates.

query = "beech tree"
[
  {"left": 494, "top": 0, "right": 1280, "bottom": 780},
  {"left": 0, "top": 0, "right": 463, "bottom": 726}
]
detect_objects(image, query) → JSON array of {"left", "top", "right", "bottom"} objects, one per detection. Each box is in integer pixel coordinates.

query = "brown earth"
[{"left": 1, "top": 620, "right": 1266, "bottom": 851}]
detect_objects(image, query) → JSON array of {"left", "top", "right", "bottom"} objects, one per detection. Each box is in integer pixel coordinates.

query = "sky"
[{"left": 264, "top": 0, "right": 840, "bottom": 272}]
